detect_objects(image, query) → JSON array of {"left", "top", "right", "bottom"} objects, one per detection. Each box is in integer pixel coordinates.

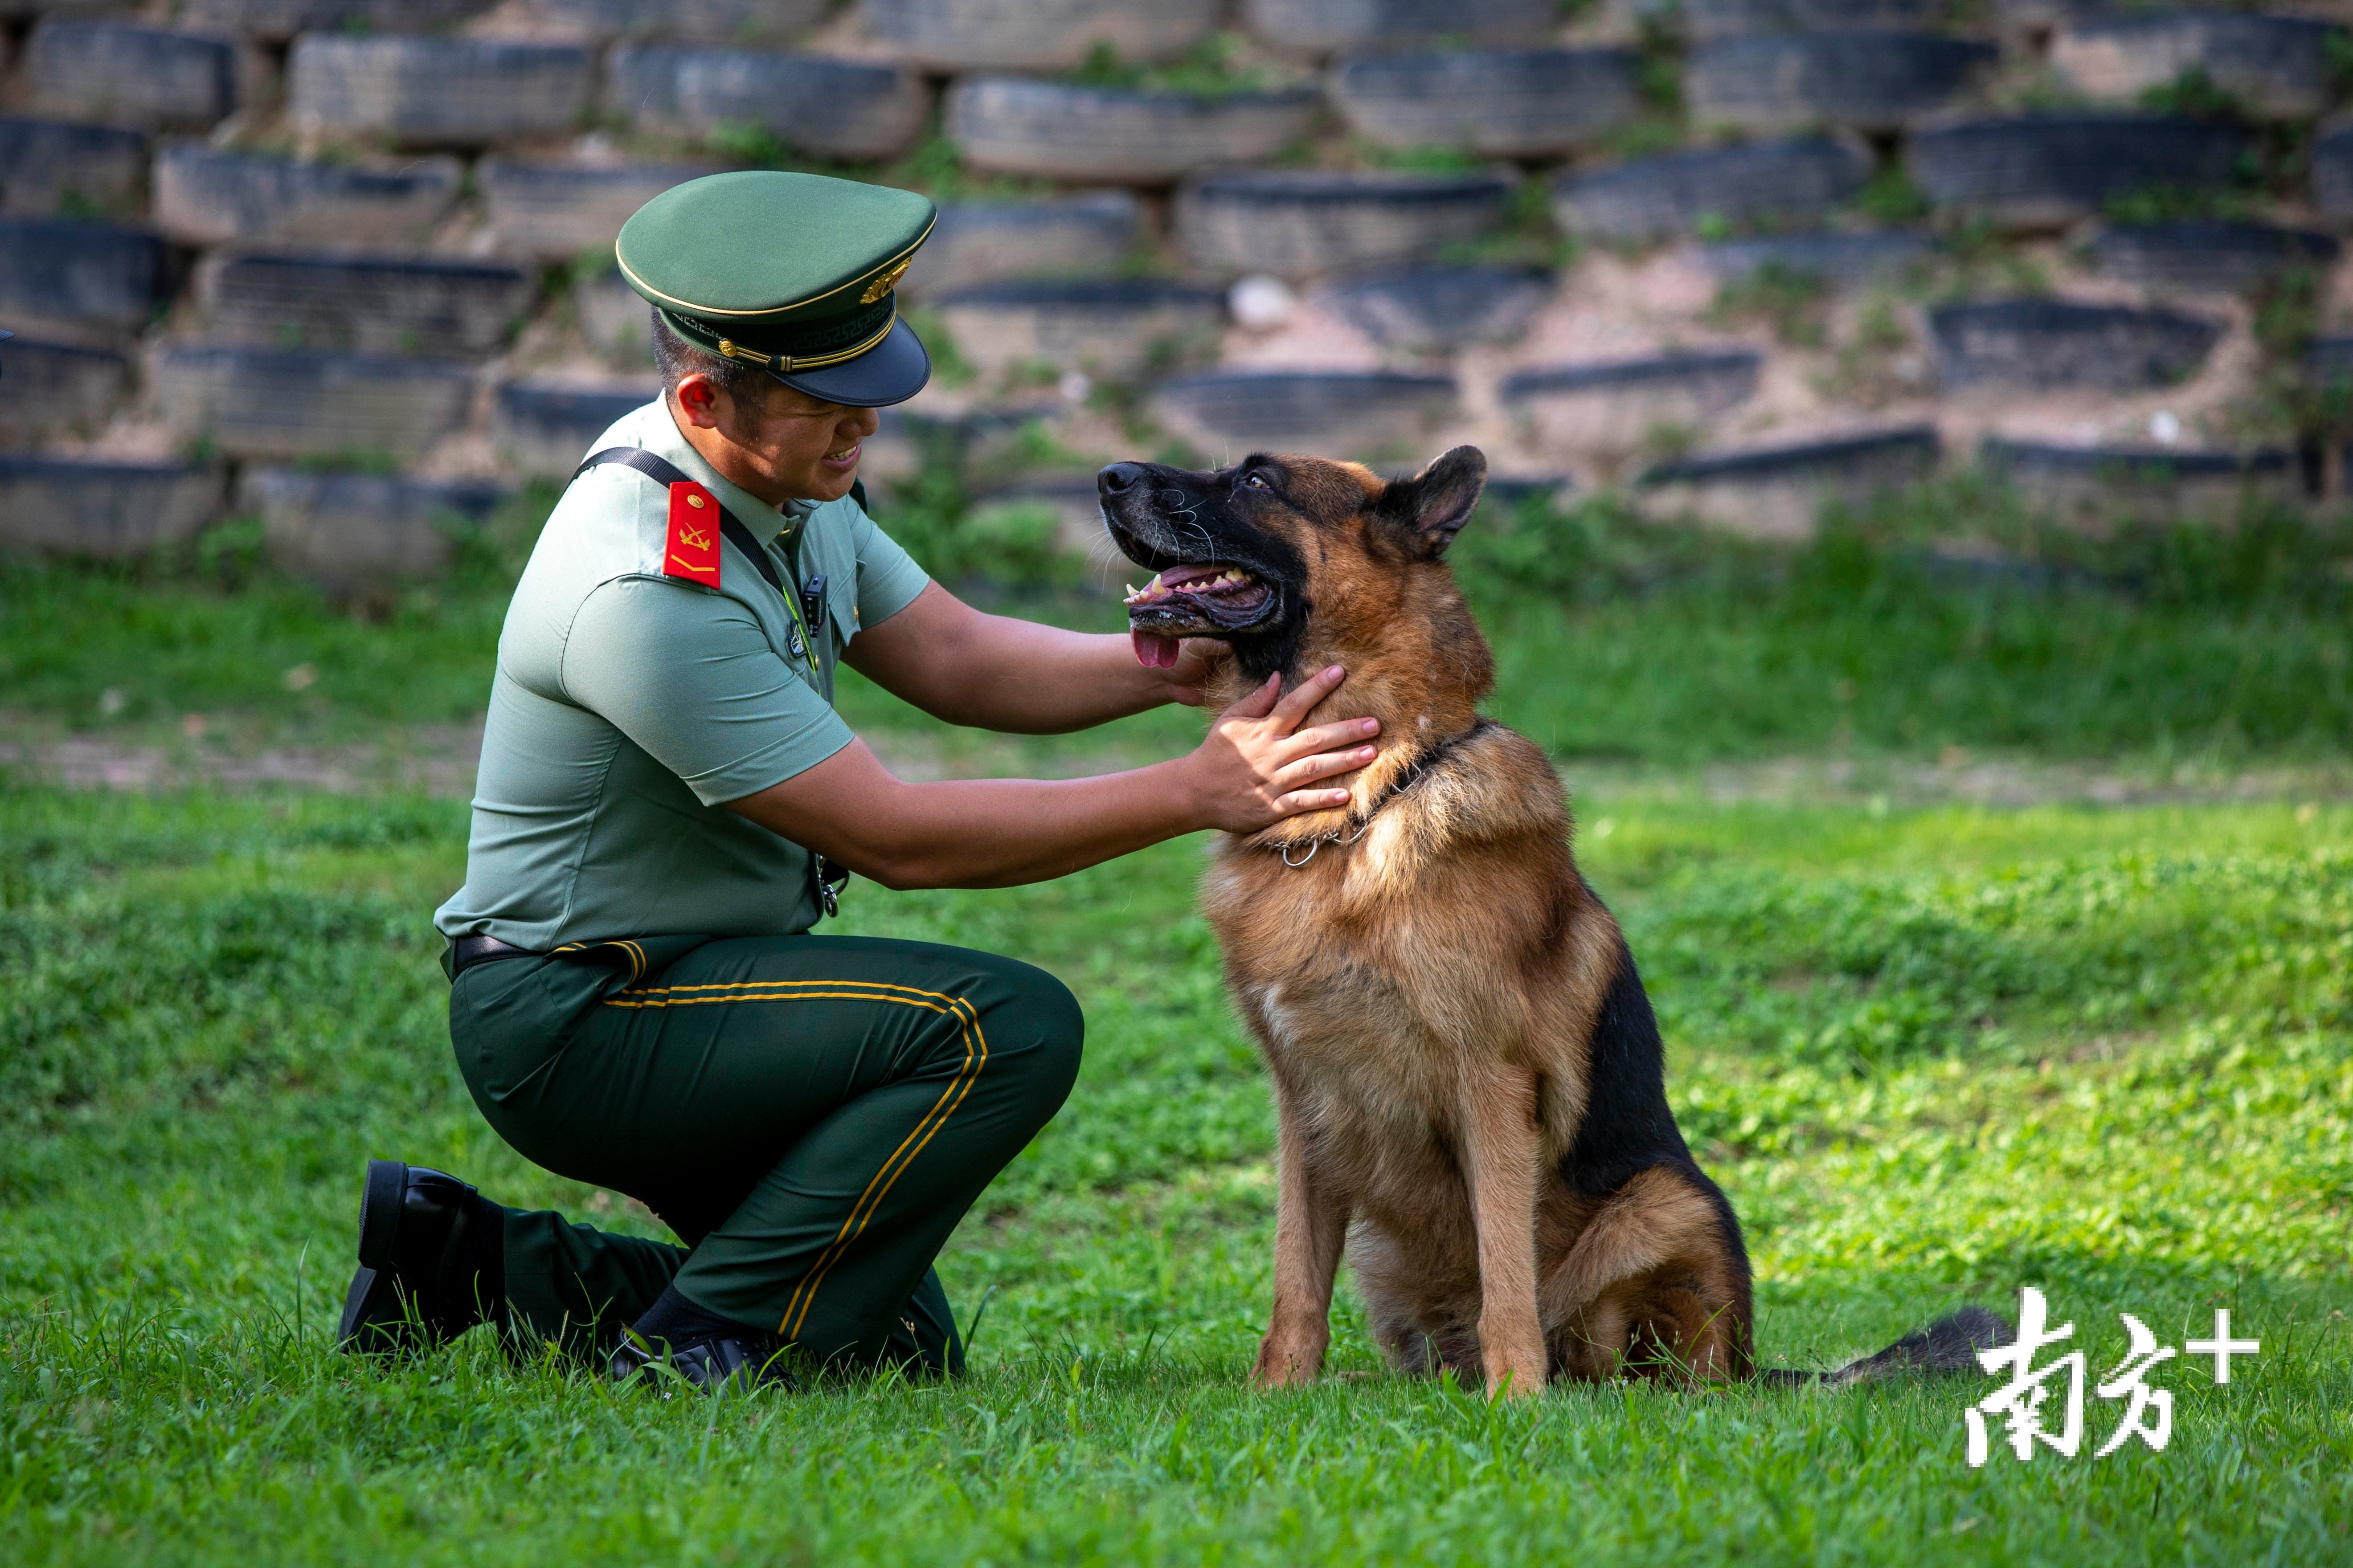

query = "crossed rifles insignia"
[{"left": 663, "top": 483, "right": 724, "bottom": 586}]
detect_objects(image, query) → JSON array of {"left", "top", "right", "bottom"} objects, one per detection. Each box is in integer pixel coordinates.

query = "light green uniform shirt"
[{"left": 433, "top": 397, "right": 930, "bottom": 947}]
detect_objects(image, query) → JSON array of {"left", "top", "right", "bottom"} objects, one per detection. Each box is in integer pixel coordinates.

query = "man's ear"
[
  {"left": 1374, "top": 446, "right": 1487, "bottom": 558},
  {"left": 673, "top": 372, "right": 728, "bottom": 432}
]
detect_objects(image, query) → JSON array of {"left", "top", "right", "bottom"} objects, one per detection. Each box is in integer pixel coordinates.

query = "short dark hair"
[{"left": 649, "top": 306, "right": 767, "bottom": 413}]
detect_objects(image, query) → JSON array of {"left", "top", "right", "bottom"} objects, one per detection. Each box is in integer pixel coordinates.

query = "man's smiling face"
[
  {"left": 728, "top": 380, "right": 881, "bottom": 505},
  {"left": 676, "top": 373, "right": 880, "bottom": 505}
]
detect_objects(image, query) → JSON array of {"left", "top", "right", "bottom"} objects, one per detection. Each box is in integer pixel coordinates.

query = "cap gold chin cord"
[{"left": 714, "top": 306, "right": 899, "bottom": 373}]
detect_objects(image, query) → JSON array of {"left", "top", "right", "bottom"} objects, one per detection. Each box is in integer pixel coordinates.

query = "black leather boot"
[
  {"left": 609, "top": 1331, "right": 798, "bottom": 1395},
  {"left": 337, "top": 1159, "right": 505, "bottom": 1356}
]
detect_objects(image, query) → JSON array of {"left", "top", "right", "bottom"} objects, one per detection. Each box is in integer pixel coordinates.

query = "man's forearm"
[
  {"left": 914, "top": 617, "right": 1161, "bottom": 733},
  {"left": 734, "top": 747, "right": 1203, "bottom": 890},
  {"left": 730, "top": 667, "right": 1375, "bottom": 893},
  {"left": 843, "top": 584, "right": 1175, "bottom": 733}
]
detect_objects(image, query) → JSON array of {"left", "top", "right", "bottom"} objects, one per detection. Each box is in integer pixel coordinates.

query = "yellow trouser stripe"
[{"left": 602, "top": 977, "right": 988, "bottom": 1339}]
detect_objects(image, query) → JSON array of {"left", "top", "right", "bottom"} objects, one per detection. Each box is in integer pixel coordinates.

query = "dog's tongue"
[{"left": 1132, "top": 631, "right": 1180, "bottom": 669}]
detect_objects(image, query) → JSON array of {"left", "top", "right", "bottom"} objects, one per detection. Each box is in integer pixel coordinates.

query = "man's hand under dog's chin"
[{"left": 1153, "top": 638, "right": 1229, "bottom": 707}]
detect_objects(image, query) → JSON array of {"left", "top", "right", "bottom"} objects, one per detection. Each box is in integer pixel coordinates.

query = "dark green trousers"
[{"left": 449, "top": 933, "right": 1083, "bottom": 1372}]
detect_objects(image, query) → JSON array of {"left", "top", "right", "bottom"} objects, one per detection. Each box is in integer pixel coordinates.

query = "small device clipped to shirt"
[{"left": 800, "top": 572, "right": 827, "bottom": 636}]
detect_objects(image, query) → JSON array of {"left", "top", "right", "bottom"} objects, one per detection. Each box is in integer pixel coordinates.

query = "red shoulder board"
[{"left": 663, "top": 482, "right": 723, "bottom": 587}]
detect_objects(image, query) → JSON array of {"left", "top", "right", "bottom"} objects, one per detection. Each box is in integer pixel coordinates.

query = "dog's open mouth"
[{"left": 1122, "top": 563, "right": 1275, "bottom": 667}]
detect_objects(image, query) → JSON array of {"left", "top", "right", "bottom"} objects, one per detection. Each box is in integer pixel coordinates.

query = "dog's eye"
[{"left": 1242, "top": 472, "right": 1270, "bottom": 491}]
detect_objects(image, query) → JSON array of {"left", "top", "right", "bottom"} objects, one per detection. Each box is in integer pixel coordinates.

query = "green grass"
[
  {"left": 3, "top": 783, "right": 2348, "bottom": 1564},
  {"left": 7, "top": 489, "right": 2353, "bottom": 767},
  {"left": 4, "top": 499, "right": 2352, "bottom": 1562}
]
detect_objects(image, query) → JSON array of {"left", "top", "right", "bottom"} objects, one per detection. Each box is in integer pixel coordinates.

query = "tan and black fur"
[{"left": 1099, "top": 447, "right": 2005, "bottom": 1396}]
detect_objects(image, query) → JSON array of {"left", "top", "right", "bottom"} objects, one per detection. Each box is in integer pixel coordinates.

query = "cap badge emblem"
[{"left": 859, "top": 257, "right": 913, "bottom": 304}]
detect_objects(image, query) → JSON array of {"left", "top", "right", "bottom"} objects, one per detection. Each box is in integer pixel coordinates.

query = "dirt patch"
[
  {"left": 0, "top": 714, "right": 1162, "bottom": 797},
  {"left": 0, "top": 717, "right": 489, "bottom": 796},
  {"left": 1566, "top": 751, "right": 2353, "bottom": 808},
  {"left": 8, "top": 711, "right": 2346, "bottom": 807}
]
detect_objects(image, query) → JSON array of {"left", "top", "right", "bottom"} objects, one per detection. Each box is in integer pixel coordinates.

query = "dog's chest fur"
[{"left": 1202, "top": 724, "right": 1621, "bottom": 1195}]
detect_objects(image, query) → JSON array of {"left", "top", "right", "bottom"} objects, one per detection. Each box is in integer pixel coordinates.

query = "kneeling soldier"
[{"left": 338, "top": 172, "right": 1381, "bottom": 1390}]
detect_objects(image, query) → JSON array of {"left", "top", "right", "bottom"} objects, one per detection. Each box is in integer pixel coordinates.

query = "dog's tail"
[{"left": 1758, "top": 1304, "right": 2014, "bottom": 1388}]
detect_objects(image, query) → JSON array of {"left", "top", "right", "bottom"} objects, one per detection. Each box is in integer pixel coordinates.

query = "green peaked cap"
[{"left": 618, "top": 170, "right": 937, "bottom": 378}]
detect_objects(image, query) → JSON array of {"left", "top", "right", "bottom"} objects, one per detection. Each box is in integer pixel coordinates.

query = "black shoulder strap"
[
  {"left": 850, "top": 478, "right": 868, "bottom": 512},
  {"left": 573, "top": 446, "right": 784, "bottom": 594}
]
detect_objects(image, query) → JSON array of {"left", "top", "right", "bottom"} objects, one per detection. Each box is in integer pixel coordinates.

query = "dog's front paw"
[{"left": 1250, "top": 1331, "right": 1326, "bottom": 1389}]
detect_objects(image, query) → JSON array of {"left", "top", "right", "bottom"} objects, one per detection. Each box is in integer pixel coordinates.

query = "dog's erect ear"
[{"left": 1373, "top": 446, "right": 1487, "bottom": 558}]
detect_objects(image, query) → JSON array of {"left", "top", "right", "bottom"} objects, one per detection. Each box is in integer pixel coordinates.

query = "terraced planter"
[
  {"left": 934, "top": 279, "right": 1224, "bottom": 377},
  {"left": 199, "top": 253, "right": 537, "bottom": 357},
  {"left": 847, "top": 404, "right": 1012, "bottom": 490},
  {"left": 480, "top": 161, "right": 720, "bottom": 261},
  {"left": 153, "top": 145, "right": 462, "bottom": 246},
  {"left": 1698, "top": 230, "right": 1933, "bottom": 288},
  {"left": 1674, "top": 0, "right": 1947, "bottom": 41},
  {"left": 1637, "top": 427, "right": 1939, "bottom": 539},
  {"left": 176, "top": 1, "right": 491, "bottom": 38},
  {"left": 858, "top": 405, "right": 1058, "bottom": 490},
  {"left": 535, "top": 0, "right": 830, "bottom": 41},
  {"left": 2092, "top": 221, "right": 2338, "bottom": 295},
  {"left": 859, "top": 407, "right": 946, "bottom": 490},
  {"left": 0, "top": 455, "right": 222, "bottom": 557},
  {"left": 0, "top": 118, "right": 146, "bottom": 217},
  {"left": 947, "top": 79, "right": 1318, "bottom": 184},
  {"left": 1177, "top": 169, "right": 1514, "bottom": 278},
  {"left": 495, "top": 381, "right": 662, "bottom": 479},
  {"left": 152, "top": 345, "right": 476, "bottom": 460},
  {"left": 1241, "top": 0, "right": 1557, "bottom": 56},
  {"left": 1907, "top": 114, "right": 2247, "bottom": 231},
  {"left": 860, "top": 0, "right": 1222, "bottom": 70},
  {"left": 902, "top": 193, "right": 1142, "bottom": 297},
  {"left": 575, "top": 271, "right": 651, "bottom": 366},
  {"left": 1483, "top": 475, "right": 1576, "bottom": 511},
  {"left": 1551, "top": 137, "right": 1870, "bottom": 245},
  {"left": 608, "top": 47, "right": 927, "bottom": 161},
  {"left": 0, "top": 339, "right": 131, "bottom": 443},
  {"left": 2052, "top": 14, "right": 2346, "bottom": 121},
  {"left": 2310, "top": 335, "right": 2353, "bottom": 392},
  {"left": 1928, "top": 300, "right": 2222, "bottom": 392},
  {"left": 0, "top": 218, "right": 167, "bottom": 332},
  {"left": 1993, "top": 0, "right": 2107, "bottom": 35},
  {"left": 1686, "top": 33, "right": 1996, "bottom": 135},
  {"left": 1150, "top": 370, "right": 1456, "bottom": 456},
  {"left": 1500, "top": 351, "right": 1762, "bottom": 458},
  {"left": 24, "top": 22, "right": 238, "bottom": 132},
  {"left": 1980, "top": 437, "right": 2295, "bottom": 527},
  {"left": 1328, "top": 49, "right": 1641, "bottom": 157},
  {"left": 1312, "top": 263, "right": 1553, "bottom": 349},
  {"left": 966, "top": 474, "right": 1116, "bottom": 558},
  {"left": 2313, "top": 125, "right": 2353, "bottom": 226},
  {"left": 290, "top": 36, "right": 594, "bottom": 147},
  {"left": 239, "top": 469, "right": 509, "bottom": 588}
]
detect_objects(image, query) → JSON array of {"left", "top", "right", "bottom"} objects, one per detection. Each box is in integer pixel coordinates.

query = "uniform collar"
[{"left": 650, "top": 399, "right": 818, "bottom": 546}]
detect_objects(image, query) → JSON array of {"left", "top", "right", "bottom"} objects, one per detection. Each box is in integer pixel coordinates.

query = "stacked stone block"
[{"left": 0, "top": 0, "right": 2348, "bottom": 584}]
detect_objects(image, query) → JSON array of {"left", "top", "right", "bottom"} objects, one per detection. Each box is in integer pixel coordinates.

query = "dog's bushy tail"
[{"left": 1759, "top": 1305, "right": 2014, "bottom": 1389}]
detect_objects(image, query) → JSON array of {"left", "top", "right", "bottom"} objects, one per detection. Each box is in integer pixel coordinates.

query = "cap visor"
[{"left": 773, "top": 317, "right": 930, "bottom": 408}]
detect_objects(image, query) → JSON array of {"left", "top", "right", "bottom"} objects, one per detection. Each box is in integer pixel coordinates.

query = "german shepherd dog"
[{"left": 1100, "top": 446, "right": 2005, "bottom": 1396}]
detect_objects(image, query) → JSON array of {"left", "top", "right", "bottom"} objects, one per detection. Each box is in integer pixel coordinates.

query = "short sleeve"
[
  {"left": 561, "top": 577, "right": 854, "bottom": 805},
  {"left": 847, "top": 502, "right": 931, "bottom": 630}
]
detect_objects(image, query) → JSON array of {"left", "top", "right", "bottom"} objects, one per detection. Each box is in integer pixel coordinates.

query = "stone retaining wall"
[{"left": 2, "top": 0, "right": 2349, "bottom": 586}]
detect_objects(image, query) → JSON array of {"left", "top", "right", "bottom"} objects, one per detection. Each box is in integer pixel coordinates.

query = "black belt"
[{"left": 449, "top": 933, "right": 534, "bottom": 978}]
